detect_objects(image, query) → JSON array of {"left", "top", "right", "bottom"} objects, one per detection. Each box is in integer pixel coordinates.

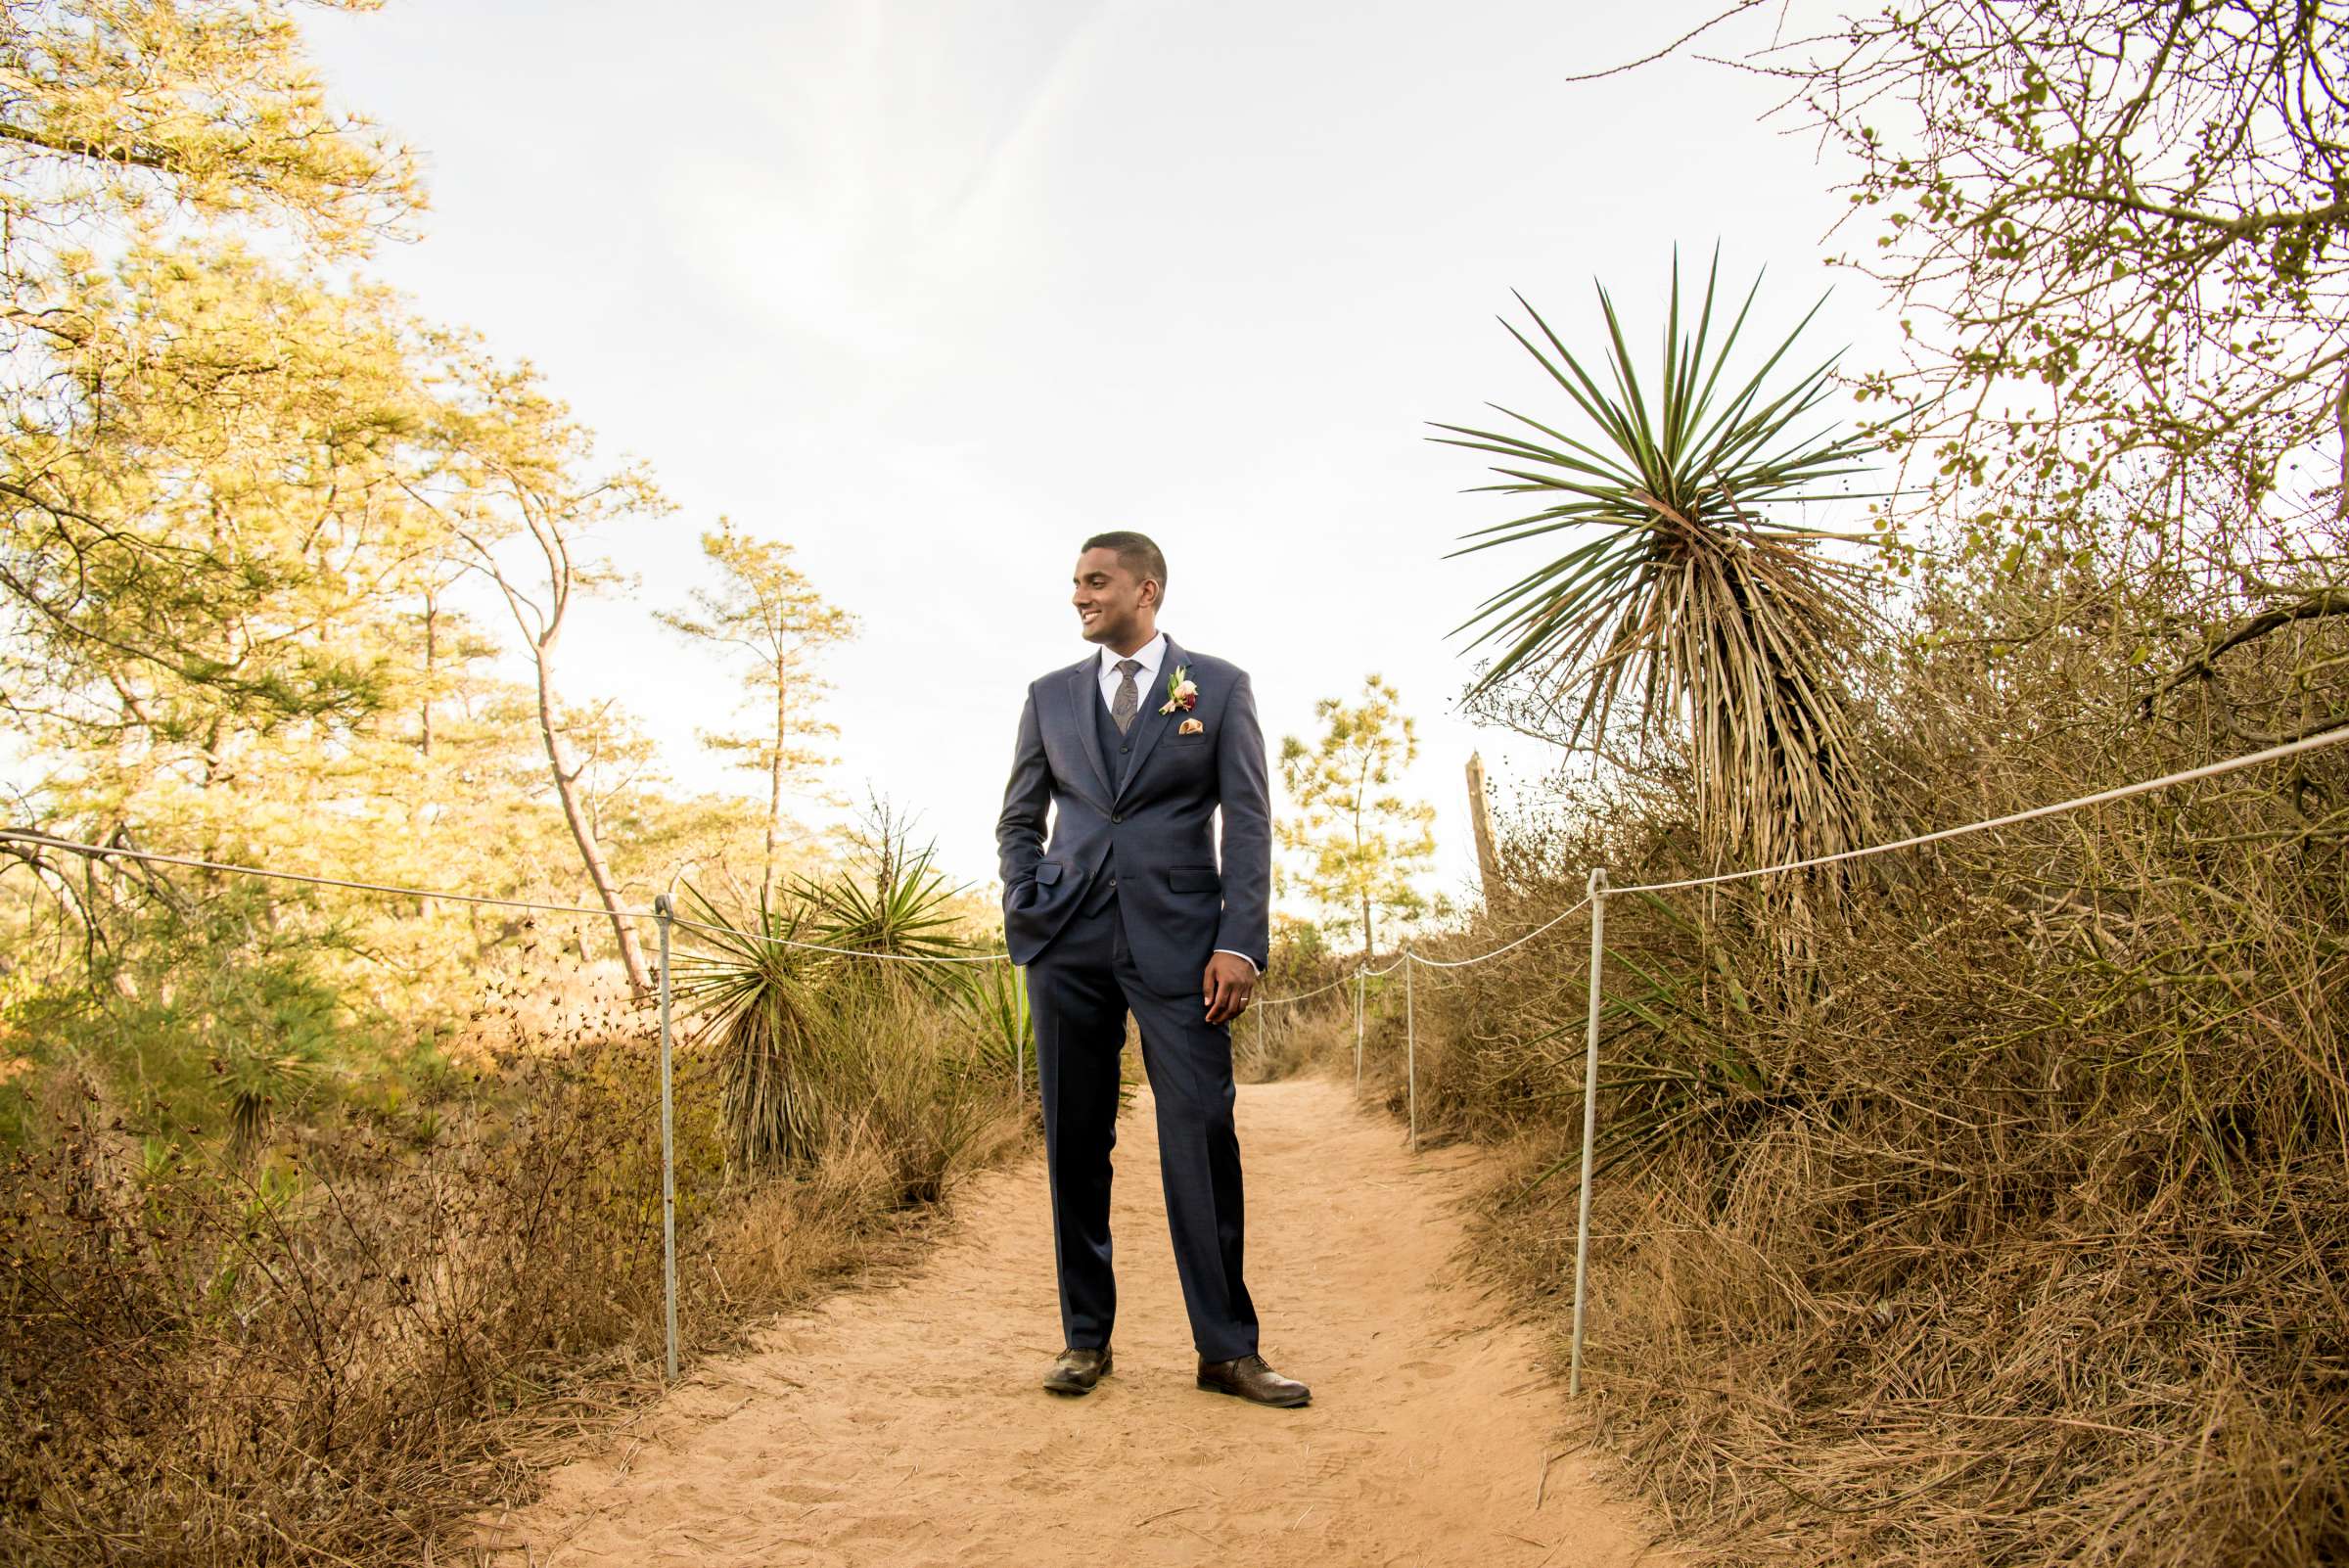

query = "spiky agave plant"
[
  {"left": 958, "top": 958, "right": 1031, "bottom": 1084},
  {"left": 669, "top": 880, "right": 828, "bottom": 1171},
  {"left": 1435, "top": 250, "right": 1881, "bottom": 874},
  {"left": 805, "top": 823, "right": 1039, "bottom": 1097},
  {"left": 218, "top": 1045, "right": 311, "bottom": 1166},
  {"left": 793, "top": 829, "right": 972, "bottom": 1001}
]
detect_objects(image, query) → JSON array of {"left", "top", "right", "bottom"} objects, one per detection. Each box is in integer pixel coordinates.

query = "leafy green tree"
[
  {"left": 0, "top": 1, "right": 457, "bottom": 971},
  {"left": 657, "top": 522, "right": 856, "bottom": 892},
  {"left": 0, "top": 0, "right": 731, "bottom": 1017},
  {"left": 417, "top": 333, "right": 673, "bottom": 995},
  {"left": 1277, "top": 674, "right": 1437, "bottom": 961},
  {"left": 2, "top": 240, "right": 442, "bottom": 745},
  {"left": 1, "top": 0, "right": 427, "bottom": 730},
  {"left": 0, "top": 0, "right": 423, "bottom": 249}
]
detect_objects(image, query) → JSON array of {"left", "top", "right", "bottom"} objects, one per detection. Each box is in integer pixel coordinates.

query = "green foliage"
[
  {"left": 0, "top": 0, "right": 821, "bottom": 1017},
  {"left": 5, "top": 236, "right": 433, "bottom": 738},
  {"left": 3, "top": 0, "right": 431, "bottom": 735},
  {"left": 671, "top": 823, "right": 1004, "bottom": 1173},
  {"left": 1269, "top": 913, "right": 1332, "bottom": 972},
  {"left": 656, "top": 519, "right": 858, "bottom": 884},
  {"left": 1, "top": 891, "right": 369, "bottom": 1152},
  {"left": 1276, "top": 673, "right": 1437, "bottom": 959},
  {"left": 670, "top": 881, "right": 829, "bottom": 1171},
  {"left": 0, "top": 9, "right": 1012, "bottom": 1563},
  {"left": 0, "top": 0, "right": 424, "bottom": 252},
  {"left": 956, "top": 960, "right": 1032, "bottom": 1089},
  {"left": 789, "top": 829, "right": 972, "bottom": 998}
]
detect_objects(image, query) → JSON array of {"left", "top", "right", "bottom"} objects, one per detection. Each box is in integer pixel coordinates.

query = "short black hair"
[{"left": 1082, "top": 530, "right": 1168, "bottom": 601}]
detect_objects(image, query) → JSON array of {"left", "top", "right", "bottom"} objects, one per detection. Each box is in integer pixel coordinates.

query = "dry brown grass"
[
  {"left": 1272, "top": 562, "right": 2349, "bottom": 1566},
  {"left": 0, "top": 974, "right": 1030, "bottom": 1566}
]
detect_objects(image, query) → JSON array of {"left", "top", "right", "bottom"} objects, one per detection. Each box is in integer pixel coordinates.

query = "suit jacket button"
[{"left": 1111, "top": 813, "right": 1123, "bottom": 824}]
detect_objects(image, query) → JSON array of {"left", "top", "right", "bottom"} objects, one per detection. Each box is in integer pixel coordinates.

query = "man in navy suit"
[{"left": 995, "top": 530, "right": 1310, "bottom": 1407}]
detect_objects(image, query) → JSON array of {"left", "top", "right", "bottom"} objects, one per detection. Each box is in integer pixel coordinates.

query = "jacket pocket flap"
[
  {"left": 1167, "top": 865, "right": 1221, "bottom": 893},
  {"left": 1035, "top": 862, "right": 1064, "bottom": 886}
]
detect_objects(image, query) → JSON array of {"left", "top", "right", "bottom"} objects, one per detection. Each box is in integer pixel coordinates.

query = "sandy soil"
[{"left": 473, "top": 1076, "right": 1665, "bottom": 1568}]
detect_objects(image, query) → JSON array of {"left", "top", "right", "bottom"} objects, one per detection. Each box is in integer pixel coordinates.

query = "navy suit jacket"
[{"left": 995, "top": 635, "right": 1271, "bottom": 996}]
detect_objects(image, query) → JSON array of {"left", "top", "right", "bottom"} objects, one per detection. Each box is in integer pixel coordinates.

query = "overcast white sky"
[{"left": 299, "top": 0, "right": 1883, "bottom": 912}]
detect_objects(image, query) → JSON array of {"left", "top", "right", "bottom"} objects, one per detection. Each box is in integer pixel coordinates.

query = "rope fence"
[
  {"left": 1253, "top": 721, "right": 2349, "bottom": 1396},
  {"left": 6, "top": 720, "right": 2344, "bottom": 1392},
  {"left": 0, "top": 829, "right": 1013, "bottom": 1382}
]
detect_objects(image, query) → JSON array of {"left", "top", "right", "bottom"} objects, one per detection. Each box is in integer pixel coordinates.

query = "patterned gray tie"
[{"left": 1111, "top": 659, "right": 1142, "bottom": 735}]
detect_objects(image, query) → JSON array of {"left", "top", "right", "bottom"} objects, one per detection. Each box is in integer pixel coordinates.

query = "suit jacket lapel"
[
  {"left": 1064, "top": 659, "right": 1114, "bottom": 801},
  {"left": 1115, "top": 633, "right": 1184, "bottom": 804}
]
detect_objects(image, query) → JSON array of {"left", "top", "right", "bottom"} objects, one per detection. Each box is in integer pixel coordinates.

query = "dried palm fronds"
[{"left": 1435, "top": 249, "right": 1882, "bottom": 873}]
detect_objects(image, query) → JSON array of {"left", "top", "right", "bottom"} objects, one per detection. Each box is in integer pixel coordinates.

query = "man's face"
[{"left": 1072, "top": 546, "right": 1157, "bottom": 647}]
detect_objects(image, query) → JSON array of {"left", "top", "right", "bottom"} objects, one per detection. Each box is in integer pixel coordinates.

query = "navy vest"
[{"left": 1082, "top": 665, "right": 1142, "bottom": 915}]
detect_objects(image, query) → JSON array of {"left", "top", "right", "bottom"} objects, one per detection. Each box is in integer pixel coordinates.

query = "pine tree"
[
  {"left": 657, "top": 522, "right": 857, "bottom": 892},
  {"left": 1277, "top": 674, "right": 1437, "bottom": 962}
]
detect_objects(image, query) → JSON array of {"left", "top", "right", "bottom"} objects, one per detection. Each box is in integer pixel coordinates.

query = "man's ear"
[{"left": 1141, "top": 577, "right": 1164, "bottom": 610}]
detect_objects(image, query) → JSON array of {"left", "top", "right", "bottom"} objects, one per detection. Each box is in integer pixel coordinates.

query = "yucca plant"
[
  {"left": 794, "top": 825, "right": 973, "bottom": 1001},
  {"left": 958, "top": 959, "right": 1030, "bottom": 1081},
  {"left": 1434, "top": 248, "right": 1882, "bottom": 874},
  {"left": 669, "top": 880, "right": 828, "bottom": 1171},
  {"left": 672, "top": 821, "right": 991, "bottom": 1170},
  {"left": 216, "top": 1044, "right": 314, "bottom": 1166}
]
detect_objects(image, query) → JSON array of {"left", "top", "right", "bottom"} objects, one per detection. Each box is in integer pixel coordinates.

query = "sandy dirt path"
[{"left": 475, "top": 1076, "right": 1662, "bottom": 1568}]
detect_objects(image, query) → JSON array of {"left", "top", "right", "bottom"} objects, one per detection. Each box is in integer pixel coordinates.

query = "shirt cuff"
[{"left": 1213, "top": 947, "right": 1261, "bottom": 976}]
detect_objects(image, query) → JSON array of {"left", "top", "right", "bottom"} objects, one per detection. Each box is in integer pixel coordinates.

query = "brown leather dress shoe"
[
  {"left": 1042, "top": 1345, "right": 1111, "bottom": 1396},
  {"left": 1196, "top": 1352, "right": 1311, "bottom": 1407}
]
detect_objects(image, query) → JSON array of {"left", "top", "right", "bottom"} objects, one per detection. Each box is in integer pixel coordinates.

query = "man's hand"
[{"left": 1202, "top": 951, "right": 1256, "bottom": 1026}]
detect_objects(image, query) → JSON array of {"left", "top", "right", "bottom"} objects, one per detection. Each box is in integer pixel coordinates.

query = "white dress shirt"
[
  {"left": 1095, "top": 631, "right": 1168, "bottom": 713},
  {"left": 1092, "top": 631, "right": 1259, "bottom": 979}
]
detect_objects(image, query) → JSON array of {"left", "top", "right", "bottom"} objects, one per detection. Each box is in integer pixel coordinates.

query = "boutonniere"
[{"left": 1157, "top": 665, "right": 1199, "bottom": 715}]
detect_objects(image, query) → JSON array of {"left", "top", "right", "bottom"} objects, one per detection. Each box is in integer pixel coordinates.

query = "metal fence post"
[
  {"left": 1569, "top": 866, "right": 1608, "bottom": 1396},
  {"left": 654, "top": 894, "right": 679, "bottom": 1383},
  {"left": 1404, "top": 953, "right": 1417, "bottom": 1154}
]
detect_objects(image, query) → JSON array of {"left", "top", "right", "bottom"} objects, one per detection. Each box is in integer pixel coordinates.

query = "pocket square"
[{"left": 1178, "top": 717, "right": 1205, "bottom": 735}]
